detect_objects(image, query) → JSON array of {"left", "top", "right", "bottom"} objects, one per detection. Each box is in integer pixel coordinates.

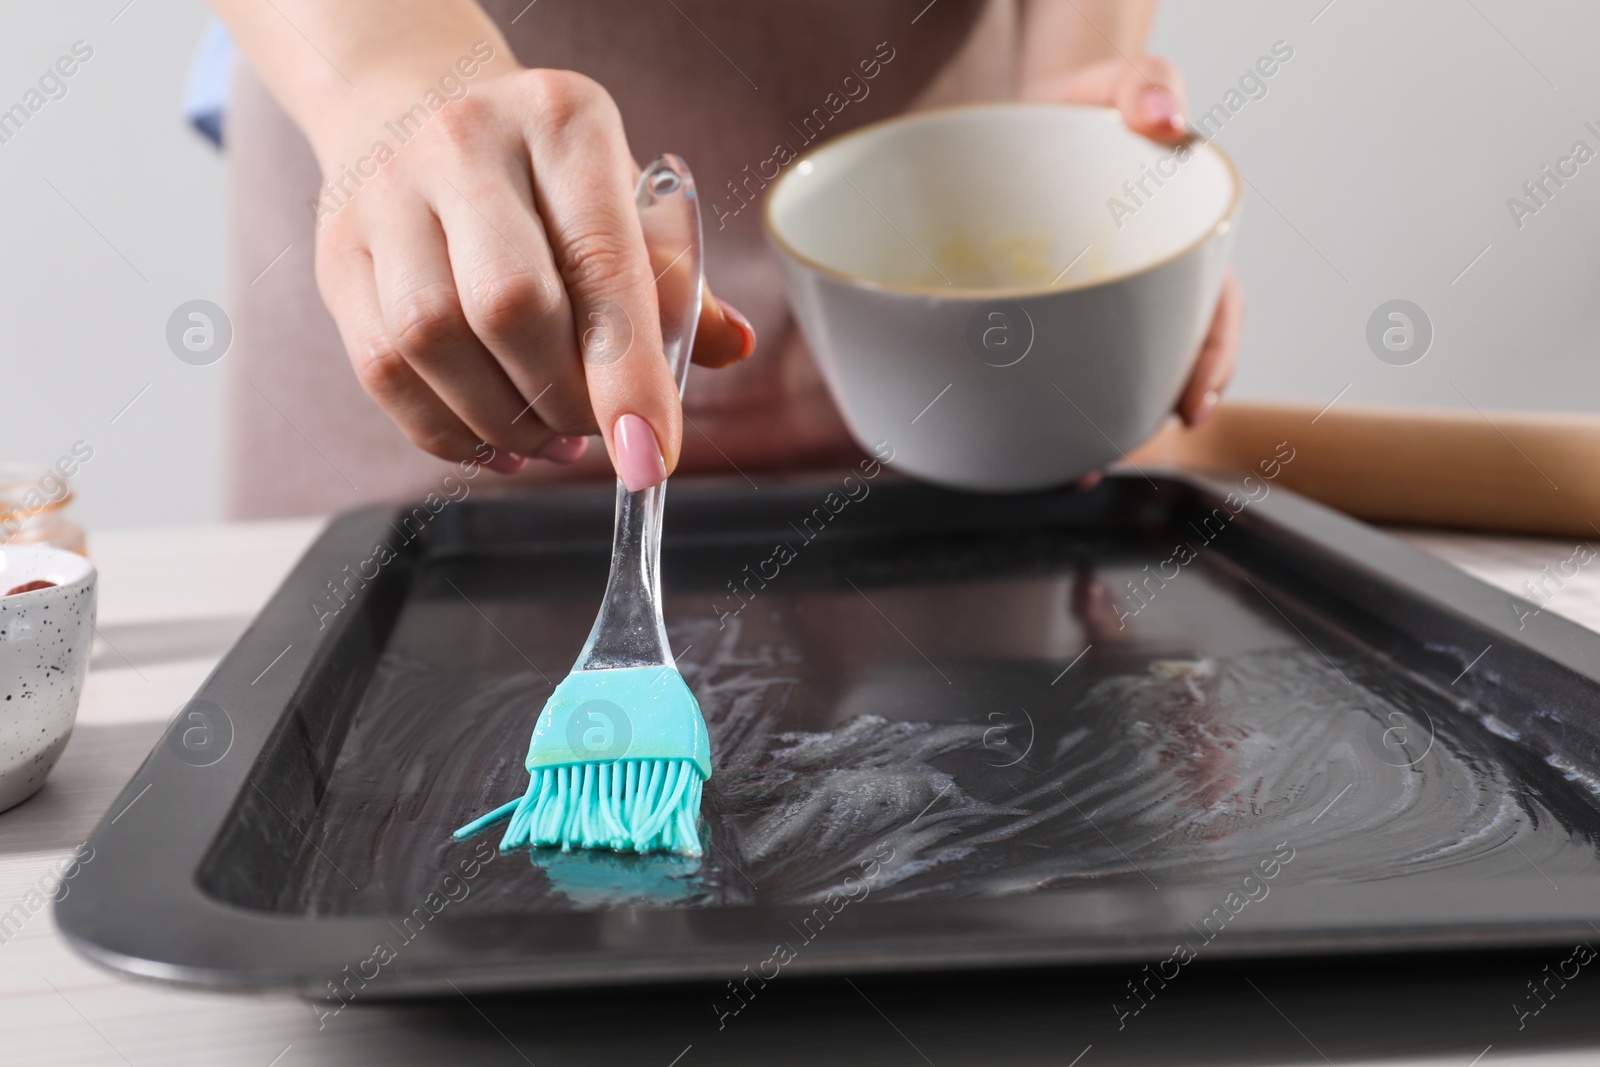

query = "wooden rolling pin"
[{"left": 1125, "top": 401, "right": 1600, "bottom": 538}]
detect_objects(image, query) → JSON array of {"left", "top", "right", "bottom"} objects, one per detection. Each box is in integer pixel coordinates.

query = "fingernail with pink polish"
[
  {"left": 1140, "top": 86, "right": 1182, "bottom": 130},
  {"left": 482, "top": 449, "right": 528, "bottom": 475},
  {"left": 613, "top": 414, "right": 667, "bottom": 492},
  {"left": 1190, "top": 389, "right": 1221, "bottom": 427},
  {"left": 719, "top": 298, "right": 757, "bottom": 360},
  {"left": 535, "top": 434, "right": 590, "bottom": 465}
]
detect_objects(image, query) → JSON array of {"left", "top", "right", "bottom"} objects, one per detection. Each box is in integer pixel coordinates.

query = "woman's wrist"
[{"left": 209, "top": 0, "right": 518, "bottom": 166}]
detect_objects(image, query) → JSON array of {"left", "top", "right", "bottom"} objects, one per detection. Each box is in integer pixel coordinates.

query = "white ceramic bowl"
[
  {"left": 0, "top": 545, "right": 95, "bottom": 813},
  {"left": 765, "top": 103, "right": 1240, "bottom": 491}
]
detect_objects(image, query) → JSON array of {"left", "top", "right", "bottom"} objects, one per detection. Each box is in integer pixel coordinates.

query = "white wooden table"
[{"left": 3, "top": 519, "right": 1599, "bottom": 1066}]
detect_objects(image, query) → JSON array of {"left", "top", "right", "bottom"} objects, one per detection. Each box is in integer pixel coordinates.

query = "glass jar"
[{"left": 0, "top": 462, "right": 87, "bottom": 555}]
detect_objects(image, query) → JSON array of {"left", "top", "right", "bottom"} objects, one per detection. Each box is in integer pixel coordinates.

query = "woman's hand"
[
  {"left": 1023, "top": 55, "right": 1243, "bottom": 429},
  {"left": 308, "top": 65, "right": 755, "bottom": 487}
]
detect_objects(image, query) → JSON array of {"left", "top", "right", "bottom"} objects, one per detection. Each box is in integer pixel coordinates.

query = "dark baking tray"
[{"left": 58, "top": 472, "right": 1600, "bottom": 996}]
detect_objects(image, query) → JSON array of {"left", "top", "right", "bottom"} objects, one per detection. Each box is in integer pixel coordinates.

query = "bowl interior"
[
  {"left": 766, "top": 104, "right": 1237, "bottom": 294},
  {"left": 0, "top": 544, "right": 94, "bottom": 595}
]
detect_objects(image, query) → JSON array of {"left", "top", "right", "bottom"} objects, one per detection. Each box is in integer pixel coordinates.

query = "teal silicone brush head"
[
  {"left": 500, "top": 758, "right": 704, "bottom": 856},
  {"left": 452, "top": 154, "right": 711, "bottom": 859},
  {"left": 452, "top": 666, "right": 710, "bottom": 856}
]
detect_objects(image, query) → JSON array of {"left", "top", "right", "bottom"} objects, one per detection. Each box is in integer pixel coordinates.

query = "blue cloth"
[{"left": 184, "top": 19, "right": 233, "bottom": 148}]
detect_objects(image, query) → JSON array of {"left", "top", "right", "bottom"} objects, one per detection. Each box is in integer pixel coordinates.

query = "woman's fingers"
[
  {"left": 314, "top": 238, "right": 521, "bottom": 469},
  {"left": 1177, "top": 269, "right": 1243, "bottom": 426},
  {"left": 644, "top": 231, "right": 752, "bottom": 369},
  {"left": 312, "top": 68, "right": 753, "bottom": 482},
  {"left": 367, "top": 199, "right": 570, "bottom": 460},
  {"left": 1050, "top": 55, "right": 1189, "bottom": 144},
  {"left": 1112, "top": 56, "right": 1188, "bottom": 144},
  {"left": 521, "top": 70, "right": 682, "bottom": 489},
  {"left": 692, "top": 284, "right": 757, "bottom": 369},
  {"left": 427, "top": 122, "right": 595, "bottom": 451},
  {"left": 430, "top": 198, "right": 599, "bottom": 456}
]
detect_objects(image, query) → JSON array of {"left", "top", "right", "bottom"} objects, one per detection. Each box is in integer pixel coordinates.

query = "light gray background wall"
[
  {"left": 1152, "top": 0, "right": 1600, "bottom": 415},
  {"left": 1, "top": 0, "right": 1596, "bottom": 533},
  {"left": 0, "top": 0, "right": 224, "bottom": 533}
]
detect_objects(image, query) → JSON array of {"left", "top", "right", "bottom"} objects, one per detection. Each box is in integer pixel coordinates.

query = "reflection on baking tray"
[
  {"left": 278, "top": 546, "right": 1600, "bottom": 916},
  {"left": 530, "top": 848, "right": 705, "bottom": 909}
]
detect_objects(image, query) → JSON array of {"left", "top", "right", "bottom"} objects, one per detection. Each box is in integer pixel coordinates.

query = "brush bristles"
[{"left": 495, "top": 759, "right": 704, "bottom": 857}]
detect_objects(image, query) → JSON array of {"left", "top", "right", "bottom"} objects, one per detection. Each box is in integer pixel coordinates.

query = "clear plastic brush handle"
[{"left": 573, "top": 155, "right": 703, "bottom": 672}]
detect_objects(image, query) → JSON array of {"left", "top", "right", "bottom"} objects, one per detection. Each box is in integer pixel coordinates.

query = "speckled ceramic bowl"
[{"left": 0, "top": 545, "right": 95, "bottom": 813}]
